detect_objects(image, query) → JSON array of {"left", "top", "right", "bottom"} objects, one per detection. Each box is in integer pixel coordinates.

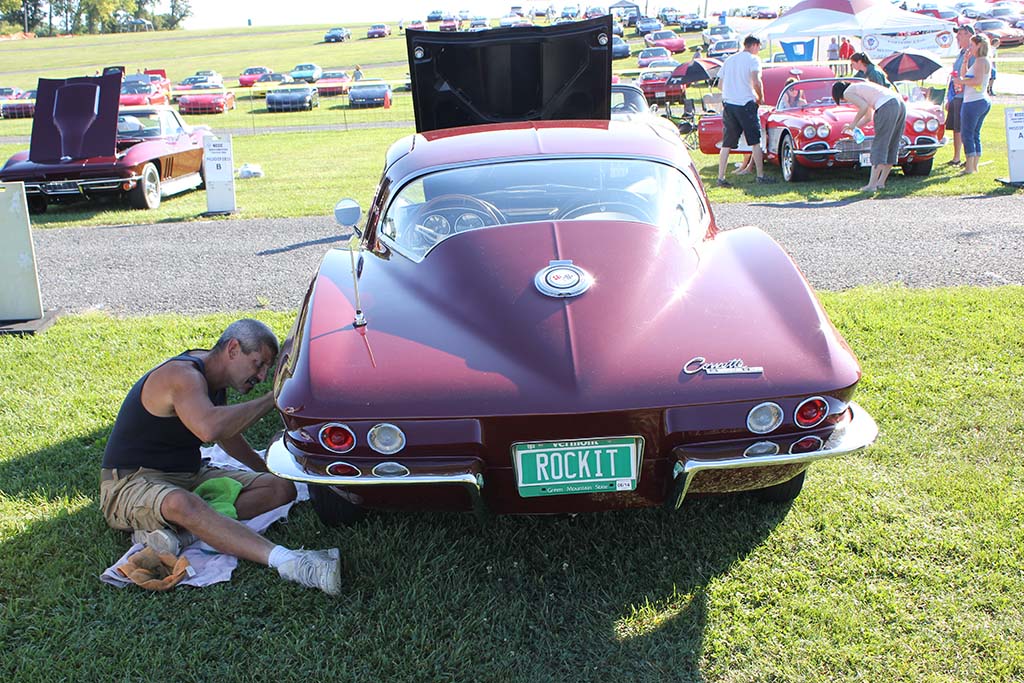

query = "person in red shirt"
[{"left": 838, "top": 37, "right": 854, "bottom": 61}]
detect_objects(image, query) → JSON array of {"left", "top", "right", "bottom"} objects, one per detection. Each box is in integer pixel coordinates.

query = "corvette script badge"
[
  {"left": 534, "top": 260, "right": 593, "bottom": 298},
  {"left": 683, "top": 357, "right": 763, "bottom": 376}
]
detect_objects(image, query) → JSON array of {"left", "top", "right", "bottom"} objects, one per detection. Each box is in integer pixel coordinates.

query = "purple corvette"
[{"left": 265, "top": 18, "right": 878, "bottom": 525}]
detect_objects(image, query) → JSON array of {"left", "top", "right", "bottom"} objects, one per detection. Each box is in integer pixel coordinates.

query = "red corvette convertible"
[
  {"left": 177, "top": 83, "right": 236, "bottom": 114},
  {"left": 698, "top": 65, "right": 945, "bottom": 181},
  {"left": 0, "top": 72, "right": 210, "bottom": 213},
  {"left": 265, "top": 18, "right": 877, "bottom": 524}
]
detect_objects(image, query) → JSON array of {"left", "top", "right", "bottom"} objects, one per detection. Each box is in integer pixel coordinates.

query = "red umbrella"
[
  {"left": 666, "top": 57, "right": 723, "bottom": 87},
  {"left": 878, "top": 49, "right": 943, "bottom": 83}
]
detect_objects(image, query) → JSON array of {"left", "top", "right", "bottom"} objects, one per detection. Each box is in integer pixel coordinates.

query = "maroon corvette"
[
  {"left": 265, "top": 18, "right": 878, "bottom": 525},
  {"left": 0, "top": 72, "right": 209, "bottom": 213}
]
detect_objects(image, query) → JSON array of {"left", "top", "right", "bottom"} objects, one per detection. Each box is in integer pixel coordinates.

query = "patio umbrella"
[
  {"left": 666, "top": 57, "right": 723, "bottom": 87},
  {"left": 878, "top": 49, "right": 943, "bottom": 83}
]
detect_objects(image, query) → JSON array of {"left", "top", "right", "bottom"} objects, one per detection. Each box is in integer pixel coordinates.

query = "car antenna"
[{"left": 347, "top": 234, "right": 367, "bottom": 328}]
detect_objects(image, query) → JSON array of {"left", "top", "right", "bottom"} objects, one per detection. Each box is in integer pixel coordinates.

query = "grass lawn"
[{"left": 1, "top": 288, "right": 1023, "bottom": 681}]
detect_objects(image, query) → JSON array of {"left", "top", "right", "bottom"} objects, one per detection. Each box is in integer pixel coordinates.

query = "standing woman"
[{"left": 954, "top": 34, "right": 992, "bottom": 176}]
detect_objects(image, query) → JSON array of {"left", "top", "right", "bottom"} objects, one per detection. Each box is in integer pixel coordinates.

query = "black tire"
[
  {"left": 901, "top": 157, "right": 933, "bottom": 177},
  {"left": 128, "top": 162, "right": 161, "bottom": 209},
  {"left": 753, "top": 470, "right": 806, "bottom": 503},
  {"left": 780, "top": 134, "right": 809, "bottom": 182},
  {"left": 27, "top": 195, "right": 48, "bottom": 214},
  {"left": 309, "top": 484, "right": 366, "bottom": 526}
]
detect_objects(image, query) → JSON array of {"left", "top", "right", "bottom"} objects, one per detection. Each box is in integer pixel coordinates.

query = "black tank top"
[{"left": 102, "top": 351, "right": 226, "bottom": 472}]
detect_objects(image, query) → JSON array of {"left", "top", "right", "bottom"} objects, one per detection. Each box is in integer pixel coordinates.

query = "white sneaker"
[
  {"left": 277, "top": 548, "right": 342, "bottom": 595},
  {"left": 131, "top": 528, "right": 196, "bottom": 555}
]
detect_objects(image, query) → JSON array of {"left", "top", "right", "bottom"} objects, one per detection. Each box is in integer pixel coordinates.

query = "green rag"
[{"left": 193, "top": 477, "right": 244, "bottom": 519}]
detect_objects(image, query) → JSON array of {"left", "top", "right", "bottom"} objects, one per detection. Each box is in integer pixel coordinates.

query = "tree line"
[{"left": 0, "top": 0, "right": 192, "bottom": 35}]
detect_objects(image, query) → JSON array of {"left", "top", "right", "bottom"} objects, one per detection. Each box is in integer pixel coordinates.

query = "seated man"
[{"left": 100, "top": 319, "right": 342, "bottom": 595}]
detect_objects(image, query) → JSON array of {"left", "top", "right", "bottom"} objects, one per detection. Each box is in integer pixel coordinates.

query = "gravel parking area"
[{"left": 30, "top": 193, "right": 1024, "bottom": 316}]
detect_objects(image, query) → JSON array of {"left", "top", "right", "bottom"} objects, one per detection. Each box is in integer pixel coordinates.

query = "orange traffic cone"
[{"left": 384, "top": 89, "right": 392, "bottom": 109}]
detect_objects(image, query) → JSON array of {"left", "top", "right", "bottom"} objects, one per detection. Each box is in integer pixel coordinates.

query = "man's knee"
[
  {"left": 160, "top": 489, "right": 210, "bottom": 526},
  {"left": 269, "top": 477, "right": 297, "bottom": 506}
]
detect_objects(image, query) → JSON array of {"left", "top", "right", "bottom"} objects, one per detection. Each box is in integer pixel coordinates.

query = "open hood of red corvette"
[{"left": 406, "top": 15, "right": 612, "bottom": 133}]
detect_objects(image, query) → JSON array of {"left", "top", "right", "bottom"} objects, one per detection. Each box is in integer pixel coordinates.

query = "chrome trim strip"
[
  {"left": 266, "top": 435, "right": 485, "bottom": 511},
  {"left": 668, "top": 401, "right": 878, "bottom": 509},
  {"left": 26, "top": 174, "right": 143, "bottom": 195}
]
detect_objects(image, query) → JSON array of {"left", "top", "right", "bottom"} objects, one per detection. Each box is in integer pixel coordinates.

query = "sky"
[{"left": 180, "top": 1, "right": 724, "bottom": 30}]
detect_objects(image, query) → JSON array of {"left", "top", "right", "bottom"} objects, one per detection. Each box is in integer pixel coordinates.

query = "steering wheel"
[
  {"left": 409, "top": 194, "right": 506, "bottom": 249},
  {"left": 557, "top": 190, "right": 655, "bottom": 223}
]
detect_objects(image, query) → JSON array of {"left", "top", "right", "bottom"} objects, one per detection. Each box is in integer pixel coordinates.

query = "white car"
[{"left": 702, "top": 24, "right": 739, "bottom": 46}]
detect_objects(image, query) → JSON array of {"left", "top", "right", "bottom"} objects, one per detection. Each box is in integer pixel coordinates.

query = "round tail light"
[
  {"left": 794, "top": 397, "right": 829, "bottom": 428},
  {"left": 744, "top": 441, "right": 779, "bottom": 457},
  {"left": 747, "top": 402, "right": 784, "bottom": 434},
  {"left": 790, "top": 435, "right": 823, "bottom": 454},
  {"left": 319, "top": 423, "right": 356, "bottom": 453},
  {"left": 326, "top": 461, "right": 360, "bottom": 476},
  {"left": 367, "top": 423, "right": 406, "bottom": 455}
]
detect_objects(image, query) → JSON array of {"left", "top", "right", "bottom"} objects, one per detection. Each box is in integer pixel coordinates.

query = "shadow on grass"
[{"left": 0, "top": 416, "right": 792, "bottom": 681}]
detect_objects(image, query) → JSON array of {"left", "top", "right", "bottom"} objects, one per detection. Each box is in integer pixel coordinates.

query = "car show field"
[{"left": 1, "top": 10, "right": 1023, "bottom": 683}]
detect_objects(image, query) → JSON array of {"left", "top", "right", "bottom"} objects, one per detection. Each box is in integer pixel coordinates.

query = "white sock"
[{"left": 267, "top": 545, "right": 299, "bottom": 569}]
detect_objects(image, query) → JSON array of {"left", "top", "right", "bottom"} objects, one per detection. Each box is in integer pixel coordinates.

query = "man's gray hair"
[{"left": 213, "top": 318, "right": 280, "bottom": 356}]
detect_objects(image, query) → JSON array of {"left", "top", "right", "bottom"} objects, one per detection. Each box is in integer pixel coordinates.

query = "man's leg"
[
  {"left": 233, "top": 475, "right": 296, "bottom": 520},
  {"left": 718, "top": 146, "right": 732, "bottom": 182},
  {"left": 875, "top": 164, "right": 893, "bottom": 189},
  {"left": 160, "top": 489, "right": 275, "bottom": 564},
  {"left": 752, "top": 146, "right": 765, "bottom": 177}
]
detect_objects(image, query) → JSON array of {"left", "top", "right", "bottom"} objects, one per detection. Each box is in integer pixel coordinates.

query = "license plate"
[
  {"left": 859, "top": 152, "right": 871, "bottom": 167},
  {"left": 655, "top": 91, "right": 666, "bottom": 98},
  {"left": 512, "top": 436, "right": 642, "bottom": 498}
]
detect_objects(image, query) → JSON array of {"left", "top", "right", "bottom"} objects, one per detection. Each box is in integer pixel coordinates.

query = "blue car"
[
  {"left": 348, "top": 80, "right": 392, "bottom": 108},
  {"left": 635, "top": 17, "right": 663, "bottom": 35},
  {"left": 324, "top": 27, "right": 351, "bottom": 43},
  {"left": 266, "top": 85, "right": 319, "bottom": 112},
  {"left": 611, "top": 35, "right": 631, "bottom": 59},
  {"left": 290, "top": 63, "right": 322, "bottom": 83}
]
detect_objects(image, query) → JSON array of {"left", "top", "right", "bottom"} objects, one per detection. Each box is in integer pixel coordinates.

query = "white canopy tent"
[
  {"left": 755, "top": 0, "right": 958, "bottom": 60},
  {"left": 755, "top": 0, "right": 954, "bottom": 39}
]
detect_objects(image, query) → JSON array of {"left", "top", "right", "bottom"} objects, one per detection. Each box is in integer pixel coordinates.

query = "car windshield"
[
  {"left": 652, "top": 31, "right": 675, "bottom": 39},
  {"left": 322, "top": 72, "right": 348, "bottom": 79},
  {"left": 244, "top": 67, "right": 266, "bottom": 75},
  {"left": 352, "top": 84, "right": 387, "bottom": 94},
  {"left": 381, "top": 158, "right": 707, "bottom": 261},
  {"left": 611, "top": 87, "right": 648, "bottom": 112},
  {"left": 974, "top": 20, "right": 1004, "bottom": 28},
  {"left": 117, "top": 112, "right": 164, "bottom": 137},
  {"left": 776, "top": 79, "right": 839, "bottom": 110},
  {"left": 711, "top": 26, "right": 730, "bottom": 34},
  {"left": 121, "top": 83, "right": 150, "bottom": 94}
]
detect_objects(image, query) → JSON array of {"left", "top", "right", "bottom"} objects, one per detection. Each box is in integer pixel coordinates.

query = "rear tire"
[
  {"left": 780, "top": 134, "right": 809, "bottom": 182},
  {"left": 27, "top": 196, "right": 48, "bottom": 214},
  {"left": 128, "top": 162, "right": 161, "bottom": 210},
  {"left": 901, "top": 157, "right": 933, "bottom": 177},
  {"left": 310, "top": 484, "right": 366, "bottom": 526},
  {"left": 753, "top": 470, "right": 806, "bottom": 503}
]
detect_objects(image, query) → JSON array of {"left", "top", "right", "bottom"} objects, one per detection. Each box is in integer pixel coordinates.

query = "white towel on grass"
[{"left": 101, "top": 445, "right": 310, "bottom": 589}]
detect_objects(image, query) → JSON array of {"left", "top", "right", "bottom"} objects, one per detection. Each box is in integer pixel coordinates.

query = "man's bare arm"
[
  {"left": 218, "top": 433, "right": 270, "bottom": 473},
  {"left": 170, "top": 371, "right": 276, "bottom": 443}
]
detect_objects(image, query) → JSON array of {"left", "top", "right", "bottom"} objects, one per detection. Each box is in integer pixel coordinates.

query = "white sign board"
[
  {"left": 1007, "top": 108, "right": 1024, "bottom": 183},
  {"left": 203, "top": 134, "right": 236, "bottom": 213},
  {"left": 0, "top": 182, "right": 43, "bottom": 322},
  {"left": 861, "top": 30, "right": 957, "bottom": 61}
]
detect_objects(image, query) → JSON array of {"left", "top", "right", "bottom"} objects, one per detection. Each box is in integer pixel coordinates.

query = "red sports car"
[
  {"left": 0, "top": 72, "right": 210, "bottom": 213},
  {"left": 637, "top": 69, "right": 685, "bottom": 102},
  {"left": 119, "top": 79, "right": 168, "bottom": 106},
  {"left": 239, "top": 66, "right": 272, "bottom": 87},
  {"left": 440, "top": 16, "right": 460, "bottom": 31},
  {"left": 316, "top": 70, "right": 352, "bottom": 96},
  {"left": 177, "top": 83, "right": 236, "bottom": 114},
  {"left": 265, "top": 19, "right": 877, "bottom": 525},
  {"left": 644, "top": 29, "right": 687, "bottom": 52},
  {"left": 698, "top": 65, "right": 945, "bottom": 181}
]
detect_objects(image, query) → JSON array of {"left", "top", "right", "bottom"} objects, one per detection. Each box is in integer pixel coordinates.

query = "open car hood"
[
  {"left": 407, "top": 15, "right": 612, "bottom": 133},
  {"left": 29, "top": 71, "right": 121, "bottom": 163}
]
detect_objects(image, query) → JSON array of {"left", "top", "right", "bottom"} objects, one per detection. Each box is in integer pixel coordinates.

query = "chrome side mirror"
[{"left": 333, "top": 198, "right": 362, "bottom": 233}]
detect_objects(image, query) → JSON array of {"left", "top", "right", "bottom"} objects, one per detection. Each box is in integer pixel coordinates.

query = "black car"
[
  {"left": 679, "top": 14, "right": 707, "bottom": 31},
  {"left": 324, "top": 27, "right": 351, "bottom": 42},
  {"left": 348, "top": 80, "right": 392, "bottom": 107},
  {"left": 266, "top": 85, "right": 319, "bottom": 112}
]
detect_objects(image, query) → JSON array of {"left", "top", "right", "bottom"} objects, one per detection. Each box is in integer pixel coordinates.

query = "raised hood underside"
[
  {"left": 407, "top": 15, "right": 613, "bottom": 133},
  {"left": 29, "top": 71, "right": 122, "bottom": 163}
]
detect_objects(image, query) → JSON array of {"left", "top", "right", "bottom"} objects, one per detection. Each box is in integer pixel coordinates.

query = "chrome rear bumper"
[{"left": 666, "top": 401, "right": 878, "bottom": 508}]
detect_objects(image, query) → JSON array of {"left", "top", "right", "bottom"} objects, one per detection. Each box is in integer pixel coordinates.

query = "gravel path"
[{"left": 31, "top": 193, "right": 1024, "bottom": 316}]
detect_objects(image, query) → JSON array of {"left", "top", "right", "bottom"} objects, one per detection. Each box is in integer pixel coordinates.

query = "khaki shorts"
[{"left": 99, "top": 465, "right": 269, "bottom": 532}]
